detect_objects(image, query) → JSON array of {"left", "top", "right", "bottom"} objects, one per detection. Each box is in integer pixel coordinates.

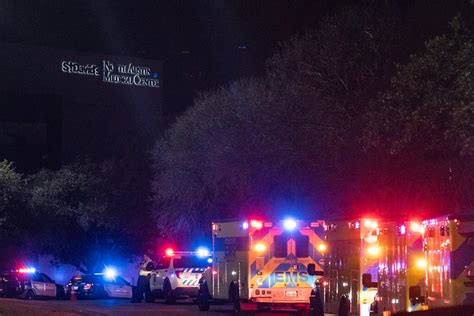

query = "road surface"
[{"left": 0, "top": 298, "right": 308, "bottom": 315}]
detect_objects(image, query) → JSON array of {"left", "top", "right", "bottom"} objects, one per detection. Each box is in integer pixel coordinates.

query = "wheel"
[
  {"left": 163, "top": 280, "right": 176, "bottom": 304},
  {"left": 25, "top": 290, "right": 35, "bottom": 300},
  {"left": 144, "top": 290, "right": 155, "bottom": 303}
]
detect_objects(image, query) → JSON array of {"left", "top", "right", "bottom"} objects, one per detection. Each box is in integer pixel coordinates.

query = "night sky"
[{"left": 0, "top": 0, "right": 471, "bottom": 114}]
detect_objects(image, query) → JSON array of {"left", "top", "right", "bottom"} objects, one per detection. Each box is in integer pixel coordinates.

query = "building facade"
[{"left": 0, "top": 43, "right": 163, "bottom": 171}]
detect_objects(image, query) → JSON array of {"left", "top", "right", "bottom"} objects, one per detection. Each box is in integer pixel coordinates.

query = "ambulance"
[
  {"left": 197, "top": 218, "right": 326, "bottom": 311},
  {"left": 422, "top": 214, "right": 474, "bottom": 308},
  {"left": 320, "top": 218, "right": 426, "bottom": 315}
]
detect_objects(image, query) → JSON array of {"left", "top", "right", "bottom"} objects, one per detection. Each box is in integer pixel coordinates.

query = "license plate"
[
  {"left": 285, "top": 290, "right": 297, "bottom": 297},
  {"left": 72, "top": 286, "right": 78, "bottom": 290}
]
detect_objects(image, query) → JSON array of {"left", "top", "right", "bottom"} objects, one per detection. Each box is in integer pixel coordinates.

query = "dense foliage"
[
  {"left": 0, "top": 159, "right": 155, "bottom": 272},
  {"left": 152, "top": 10, "right": 474, "bottom": 238},
  {"left": 363, "top": 16, "right": 474, "bottom": 212}
]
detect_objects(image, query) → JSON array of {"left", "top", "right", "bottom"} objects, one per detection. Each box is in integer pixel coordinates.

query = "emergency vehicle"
[
  {"left": 0, "top": 268, "right": 58, "bottom": 299},
  {"left": 423, "top": 214, "right": 474, "bottom": 308},
  {"left": 197, "top": 218, "right": 326, "bottom": 311},
  {"left": 320, "top": 218, "right": 426, "bottom": 315},
  {"left": 148, "top": 248, "right": 211, "bottom": 304}
]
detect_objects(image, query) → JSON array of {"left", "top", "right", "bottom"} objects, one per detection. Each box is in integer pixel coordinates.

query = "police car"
[
  {"left": 0, "top": 268, "right": 58, "bottom": 299},
  {"left": 65, "top": 273, "right": 133, "bottom": 299},
  {"left": 147, "top": 248, "right": 211, "bottom": 304}
]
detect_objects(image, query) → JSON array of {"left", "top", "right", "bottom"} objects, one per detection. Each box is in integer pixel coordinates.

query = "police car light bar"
[
  {"left": 165, "top": 248, "right": 212, "bottom": 258},
  {"left": 17, "top": 268, "right": 36, "bottom": 273},
  {"left": 165, "top": 248, "right": 175, "bottom": 257},
  {"left": 196, "top": 247, "right": 210, "bottom": 258}
]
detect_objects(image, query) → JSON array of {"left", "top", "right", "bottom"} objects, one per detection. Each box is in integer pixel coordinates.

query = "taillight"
[{"left": 84, "top": 283, "right": 93, "bottom": 290}]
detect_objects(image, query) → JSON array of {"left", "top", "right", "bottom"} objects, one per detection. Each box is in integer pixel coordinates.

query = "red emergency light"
[
  {"left": 410, "top": 222, "right": 424, "bottom": 234},
  {"left": 17, "top": 268, "right": 36, "bottom": 274},
  {"left": 250, "top": 220, "right": 263, "bottom": 230},
  {"left": 364, "top": 219, "right": 378, "bottom": 229},
  {"left": 165, "top": 248, "right": 175, "bottom": 257}
]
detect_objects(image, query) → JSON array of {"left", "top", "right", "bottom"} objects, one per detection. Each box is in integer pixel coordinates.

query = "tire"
[
  {"left": 163, "top": 280, "right": 176, "bottom": 304},
  {"left": 144, "top": 290, "right": 155, "bottom": 303},
  {"left": 25, "top": 290, "right": 35, "bottom": 300}
]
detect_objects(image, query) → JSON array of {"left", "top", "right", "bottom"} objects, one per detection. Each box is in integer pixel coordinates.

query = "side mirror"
[{"left": 307, "top": 263, "right": 324, "bottom": 276}]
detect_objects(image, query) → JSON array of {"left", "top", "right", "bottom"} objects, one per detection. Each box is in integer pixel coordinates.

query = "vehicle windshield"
[{"left": 173, "top": 256, "right": 210, "bottom": 268}]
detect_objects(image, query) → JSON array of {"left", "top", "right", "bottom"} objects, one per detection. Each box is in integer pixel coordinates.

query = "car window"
[
  {"left": 295, "top": 235, "right": 309, "bottom": 258},
  {"left": 172, "top": 256, "right": 210, "bottom": 268},
  {"left": 0, "top": 274, "right": 12, "bottom": 282},
  {"left": 30, "top": 273, "right": 43, "bottom": 282},
  {"left": 156, "top": 257, "right": 171, "bottom": 269},
  {"left": 274, "top": 235, "right": 287, "bottom": 258},
  {"left": 114, "top": 277, "right": 129, "bottom": 285},
  {"left": 40, "top": 273, "right": 53, "bottom": 283}
]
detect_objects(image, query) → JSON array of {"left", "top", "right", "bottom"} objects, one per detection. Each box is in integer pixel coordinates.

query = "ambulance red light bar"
[
  {"left": 410, "top": 222, "right": 425, "bottom": 234},
  {"left": 363, "top": 219, "right": 378, "bottom": 229},
  {"left": 250, "top": 220, "right": 263, "bottom": 230}
]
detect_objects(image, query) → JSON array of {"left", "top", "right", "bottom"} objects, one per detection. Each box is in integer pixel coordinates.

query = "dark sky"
[
  {"left": 0, "top": 0, "right": 352, "bottom": 113},
  {"left": 0, "top": 0, "right": 472, "bottom": 113}
]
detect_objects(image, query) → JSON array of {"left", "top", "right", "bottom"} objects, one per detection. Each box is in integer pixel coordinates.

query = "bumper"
[
  {"left": 250, "top": 287, "right": 312, "bottom": 305},
  {"left": 173, "top": 287, "right": 199, "bottom": 298}
]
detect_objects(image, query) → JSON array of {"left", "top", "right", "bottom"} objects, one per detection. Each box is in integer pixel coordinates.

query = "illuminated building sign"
[
  {"left": 61, "top": 61, "right": 100, "bottom": 76},
  {"left": 61, "top": 60, "right": 160, "bottom": 88}
]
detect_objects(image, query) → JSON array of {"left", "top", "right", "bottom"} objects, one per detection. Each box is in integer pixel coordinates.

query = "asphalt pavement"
[
  {"left": 0, "top": 298, "right": 308, "bottom": 315},
  {"left": 0, "top": 298, "right": 232, "bottom": 316}
]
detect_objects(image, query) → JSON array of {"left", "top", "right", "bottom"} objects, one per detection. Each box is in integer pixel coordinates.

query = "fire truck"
[
  {"left": 197, "top": 218, "right": 326, "bottom": 312},
  {"left": 319, "top": 218, "right": 426, "bottom": 315},
  {"left": 422, "top": 214, "right": 474, "bottom": 308}
]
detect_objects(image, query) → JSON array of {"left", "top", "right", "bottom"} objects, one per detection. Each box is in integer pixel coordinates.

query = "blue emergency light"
[
  {"left": 283, "top": 218, "right": 297, "bottom": 231},
  {"left": 104, "top": 267, "right": 117, "bottom": 280},
  {"left": 196, "top": 247, "right": 210, "bottom": 258}
]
